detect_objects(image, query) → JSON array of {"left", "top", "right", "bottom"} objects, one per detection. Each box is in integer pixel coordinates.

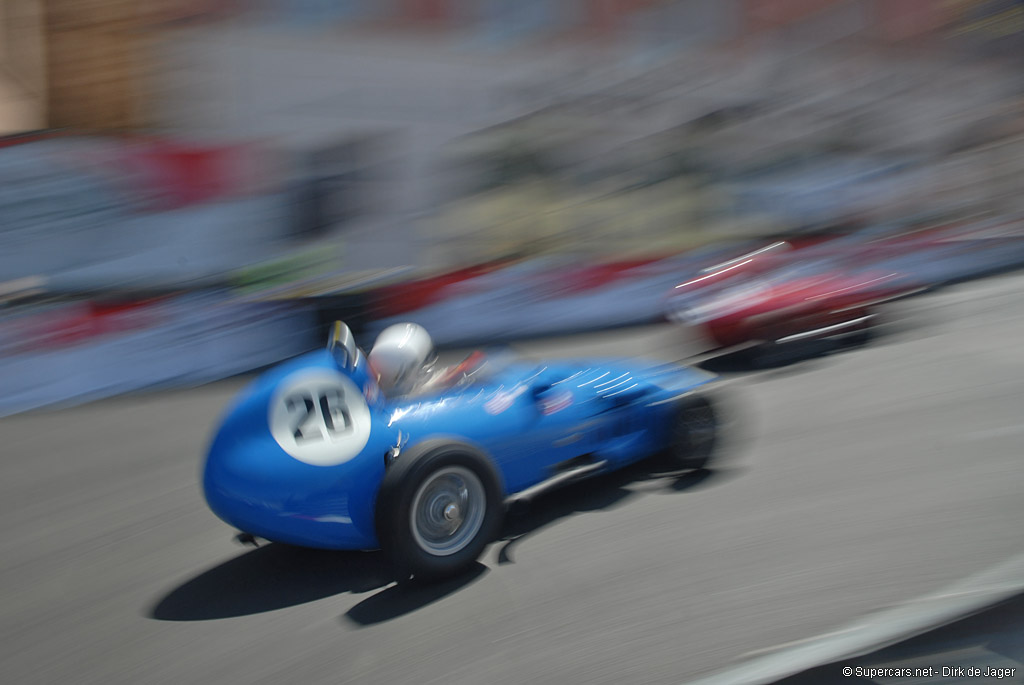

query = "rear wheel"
[
  {"left": 376, "top": 440, "right": 503, "bottom": 581},
  {"left": 665, "top": 396, "right": 719, "bottom": 470}
]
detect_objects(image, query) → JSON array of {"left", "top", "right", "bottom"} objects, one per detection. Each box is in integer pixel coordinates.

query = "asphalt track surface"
[{"left": 2, "top": 273, "right": 1023, "bottom": 685}]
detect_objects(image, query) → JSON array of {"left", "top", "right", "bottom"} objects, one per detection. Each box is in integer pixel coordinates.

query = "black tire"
[
  {"left": 665, "top": 396, "right": 719, "bottom": 470},
  {"left": 749, "top": 340, "right": 786, "bottom": 369},
  {"left": 375, "top": 440, "right": 504, "bottom": 581}
]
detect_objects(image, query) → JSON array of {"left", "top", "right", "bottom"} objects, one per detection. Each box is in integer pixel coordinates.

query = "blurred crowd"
[{"left": 141, "top": 0, "right": 1024, "bottom": 266}]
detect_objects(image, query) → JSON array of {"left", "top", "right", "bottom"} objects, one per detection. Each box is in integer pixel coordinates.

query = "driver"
[
  {"left": 367, "top": 323, "right": 437, "bottom": 396},
  {"left": 368, "top": 323, "right": 487, "bottom": 397}
]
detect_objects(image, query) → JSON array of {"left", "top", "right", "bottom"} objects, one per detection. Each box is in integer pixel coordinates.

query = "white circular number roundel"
[{"left": 268, "top": 369, "right": 372, "bottom": 466}]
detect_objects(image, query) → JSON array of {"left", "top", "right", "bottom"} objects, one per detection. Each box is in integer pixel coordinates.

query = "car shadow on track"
[
  {"left": 343, "top": 562, "right": 489, "bottom": 627},
  {"left": 150, "top": 465, "right": 738, "bottom": 625},
  {"left": 495, "top": 463, "right": 736, "bottom": 566},
  {"left": 148, "top": 544, "right": 396, "bottom": 621}
]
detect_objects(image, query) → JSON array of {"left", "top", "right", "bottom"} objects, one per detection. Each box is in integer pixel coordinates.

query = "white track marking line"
[{"left": 686, "top": 551, "right": 1024, "bottom": 685}]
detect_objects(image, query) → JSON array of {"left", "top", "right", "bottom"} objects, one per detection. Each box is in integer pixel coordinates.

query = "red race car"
[{"left": 666, "top": 252, "right": 925, "bottom": 365}]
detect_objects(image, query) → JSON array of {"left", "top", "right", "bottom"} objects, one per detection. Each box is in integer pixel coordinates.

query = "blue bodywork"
[{"left": 203, "top": 340, "right": 717, "bottom": 552}]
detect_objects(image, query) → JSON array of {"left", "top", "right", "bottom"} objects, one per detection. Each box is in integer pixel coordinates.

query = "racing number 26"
[{"left": 285, "top": 389, "right": 353, "bottom": 442}]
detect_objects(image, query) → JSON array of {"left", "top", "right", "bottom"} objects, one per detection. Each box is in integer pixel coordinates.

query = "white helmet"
[{"left": 368, "top": 323, "right": 435, "bottom": 395}]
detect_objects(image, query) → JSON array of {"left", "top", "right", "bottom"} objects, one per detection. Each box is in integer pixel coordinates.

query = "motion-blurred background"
[
  {"left": 2, "top": 0, "right": 1024, "bottom": 413},
  {"left": 4, "top": 5, "right": 1024, "bottom": 685}
]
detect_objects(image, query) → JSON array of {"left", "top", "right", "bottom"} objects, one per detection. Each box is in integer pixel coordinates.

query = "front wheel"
[
  {"left": 664, "top": 396, "right": 719, "bottom": 470},
  {"left": 375, "top": 440, "right": 503, "bottom": 581}
]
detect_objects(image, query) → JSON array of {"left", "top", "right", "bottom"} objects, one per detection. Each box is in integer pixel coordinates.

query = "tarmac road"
[{"left": 1, "top": 273, "right": 1023, "bottom": 685}]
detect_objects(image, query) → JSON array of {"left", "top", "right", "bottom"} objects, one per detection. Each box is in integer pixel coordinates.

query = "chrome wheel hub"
[
  {"left": 410, "top": 466, "right": 486, "bottom": 556},
  {"left": 443, "top": 503, "right": 461, "bottom": 522}
]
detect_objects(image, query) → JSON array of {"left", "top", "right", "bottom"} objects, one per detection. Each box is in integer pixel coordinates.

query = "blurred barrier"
[{"left": 0, "top": 295, "right": 317, "bottom": 417}]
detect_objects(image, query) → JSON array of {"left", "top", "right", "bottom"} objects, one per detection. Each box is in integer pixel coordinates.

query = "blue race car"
[{"left": 203, "top": 321, "right": 725, "bottom": 580}]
